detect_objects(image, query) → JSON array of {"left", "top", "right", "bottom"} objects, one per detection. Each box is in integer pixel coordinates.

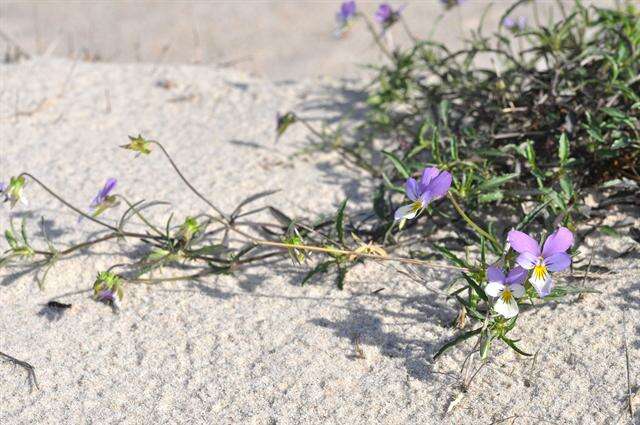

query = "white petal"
[
  {"left": 509, "top": 284, "right": 525, "bottom": 298},
  {"left": 485, "top": 281, "right": 505, "bottom": 297},
  {"left": 394, "top": 204, "right": 418, "bottom": 221},
  {"left": 530, "top": 276, "right": 554, "bottom": 298},
  {"left": 494, "top": 292, "right": 519, "bottom": 318}
]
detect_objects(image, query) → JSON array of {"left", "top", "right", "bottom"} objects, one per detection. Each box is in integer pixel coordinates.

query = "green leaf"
[
  {"left": 478, "top": 173, "right": 519, "bottom": 191},
  {"left": 500, "top": 336, "right": 532, "bottom": 356},
  {"left": 478, "top": 191, "right": 504, "bottom": 203},
  {"left": 600, "top": 225, "right": 621, "bottom": 238},
  {"left": 373, "top": 185, "right": 387, "bottom": 220},
  {"left": 335, "top": 199, "right": 348, "bottom": 244},
  {"left": 462, "top": 273, "right": 488, "bottom": 302},
  {"left": 432, "top": 244, "right": 470, "bottom": 268},
  {"left": 433, "top": 328, "right": 482, "bottom": 360},
  {"left": 189, "top": 245, "right": 227, "bottom": 256},
  {"left": 381, "top": 150, "right": 410, "bottom": 179},
  {"left": 276, "top": 112, "right": 297, "bottom": 140},
  {"left": 335, "top": 265, "right": 347, "bottom": 290},
  {"left": 558, "top": 133, "right": 570, "bottom": 165},
  {"left": 301, "top": 261, "right": 332, "bottom": 286}
]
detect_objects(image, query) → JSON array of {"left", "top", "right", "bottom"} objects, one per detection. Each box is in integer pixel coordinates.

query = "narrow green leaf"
[
  {"left": 381, "top": 150, "right": 410, "bottom": 179},
  {"left": 462, "top": 273, "right": 488, "bottom": 302},
  {"left": 336, "top": 265, "right": 347, "bottom": 290},
  {"left": 335, "top": 199, "right": 348, "bottom": 244},
  {"left": 558, "top": 133, "right": 569, "bottom": 165},
  {"left": 301, "top": 261, "right": 332, "bottom": 286},
  {"left": 501, "top": 336, "right": 532, "bottom": 356},
  {"left": 433, "top": 328, "right": 482, "bottom": 360}
]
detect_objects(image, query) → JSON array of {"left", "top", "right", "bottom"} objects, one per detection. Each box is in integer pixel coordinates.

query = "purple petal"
[
  {"left": 541, "top": 227, "right": 574, "bottom": 257},
  {"left": 101, "top": 178, "right": 117, "bottom": 197},
  {"left": 486, "top": 266, "right": 505, "bottom": 283},
  {"left": 507, "top": 230, "right": 541, "bottom": 255},
  {"left": 405, "top": 178, "right": 420, "bottom": 201},
  {"left": 425, "top": 171, "right": 452, "bottom": 198},
  {"left": 339, "top": 1, "right": 356, "bottom": 20},
  {"left": 419, "top": 167, "right": 440, "bottom": 189},
  {"left": 502, "top": 17, "right": 515, "bottom": 28},
  {"left": 516, "top": 251, "right": 538, "bottom": 270},
  {"left": 375, "top": 4, "right": 392, "bottom": 23},
  {"left": 544, "top": 252, "right": 571, "bottom": 272},
  {"left": 0, "top": 182, "right": 6, "bottom": 192},
  {"left": 505, "top": 266, "right": 527, "bottom": 285}
]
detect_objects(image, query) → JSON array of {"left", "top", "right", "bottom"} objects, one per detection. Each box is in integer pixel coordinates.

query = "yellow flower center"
[
  {"left": 410, "top": 201, "right": 423, "bottom": 213},
  {"left": 532, "top": 262, "right": 549, "bottom": 282},
  {"left": 501, "top": 288, "right": 514, "bottom": 303}
]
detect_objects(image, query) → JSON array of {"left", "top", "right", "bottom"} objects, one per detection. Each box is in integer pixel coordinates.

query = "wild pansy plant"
[{"left": 3, "top": 0, "right": 631, "bottom": 387}]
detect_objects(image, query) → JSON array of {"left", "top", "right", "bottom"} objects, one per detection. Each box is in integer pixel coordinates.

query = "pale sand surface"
[
  {"left": 0, "top": 1, "right": 613, "bottom": 80},
  {"left": 0, "top": 59, "right": 639, "bottom": 424}
]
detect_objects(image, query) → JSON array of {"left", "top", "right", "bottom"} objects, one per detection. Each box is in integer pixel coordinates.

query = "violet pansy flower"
[
  {"left": 394, "top": 167, "right": 452, "bottom": 221},
  {"left": 485, "top": 266, "right": 527, "bottom": 318},
  {"left": 87, "top": 178, "right": 119, "bottom": 218},
  {"left": 508, "top": 227, "right": 574, "bottom": 297},
  {"left": 337, "top": 1, "right": 357, "bottom": 24},
  {"left": 90, "top": 178, "right": 117, "bottom": 209},
  {"left": 335, "top": 1, "right": 357, "bottom": 37},
  {"left": 503, "top": 16, "right": 527, "bottom": 31},
  {"left": 375, "top": 3, "right": 404, "bottom": 28}
]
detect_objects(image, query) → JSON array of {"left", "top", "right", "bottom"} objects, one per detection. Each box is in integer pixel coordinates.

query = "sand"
[
  {"left": 0, "top": 57, "right": 638, "bottom": 424},
  {"left": 0, "top": 1, "right": 615, "bottom": 81}
]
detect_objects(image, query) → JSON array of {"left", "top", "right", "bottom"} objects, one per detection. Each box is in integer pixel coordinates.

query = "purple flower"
[
  {"left": 440, "top": 0, "right": 466, "bottom": 10},
  {"left": 394, "top": 167, "right": 452, "bottom": 221},
  {"left": 485, "top": 266, "right": 527, "bottom": 318},
  {"left": 90, "top": 178, "right": 117, "bottom": 209},
  {"left": 337, "top": 1, "right": 357, "bottom": 23},
  {"left": 0, "top": 182, "right": 7, "bottom": 202},
  {"left": 97, "top": 289, "right": 116, "bottom": 303},
  {"left": 503, "top": 16, "right": 527, "bottom": 31},
  {"left": 375, "top": 3, "right": 404, "bottom": 27},
  {"left": 508, "top": 227, "right": 574, "bottom": 297}
]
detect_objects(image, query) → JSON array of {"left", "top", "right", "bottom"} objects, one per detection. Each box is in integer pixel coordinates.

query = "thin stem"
[
  {"left": 20, "top": 173, "right": 119, "bottom": 232},
  {"left": 358, "top": 13, "right": 394, "bottom": 60},
  {"left": 116, "top": 195, "right": 165, "bottom": 237},
  {"left": 150, "top": 141, "right": 228, "bottom": 221},
  {"left": 447, "top": 192, "right": 500, "bottom": 249},
  {"left": 0, "top": 351, "right": 38, "bottom": 390},
  {"left": 250, "top": 239, "right": 468, "bottom": 271}
]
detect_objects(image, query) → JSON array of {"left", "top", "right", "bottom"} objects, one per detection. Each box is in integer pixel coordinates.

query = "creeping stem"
[
  {"left": 447, "top": 192, "right": 500, "bottom": 249},
  {"left": 149, "top": 141, "right": 228, "bottom": 221}
]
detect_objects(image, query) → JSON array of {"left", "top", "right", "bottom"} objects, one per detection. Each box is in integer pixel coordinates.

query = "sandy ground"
[
  {"left": 0, "top": 58, "right": 638, "bottom": 424},
  {"left": 0, "top": 1, "right": 614, "bottom": 80}
]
